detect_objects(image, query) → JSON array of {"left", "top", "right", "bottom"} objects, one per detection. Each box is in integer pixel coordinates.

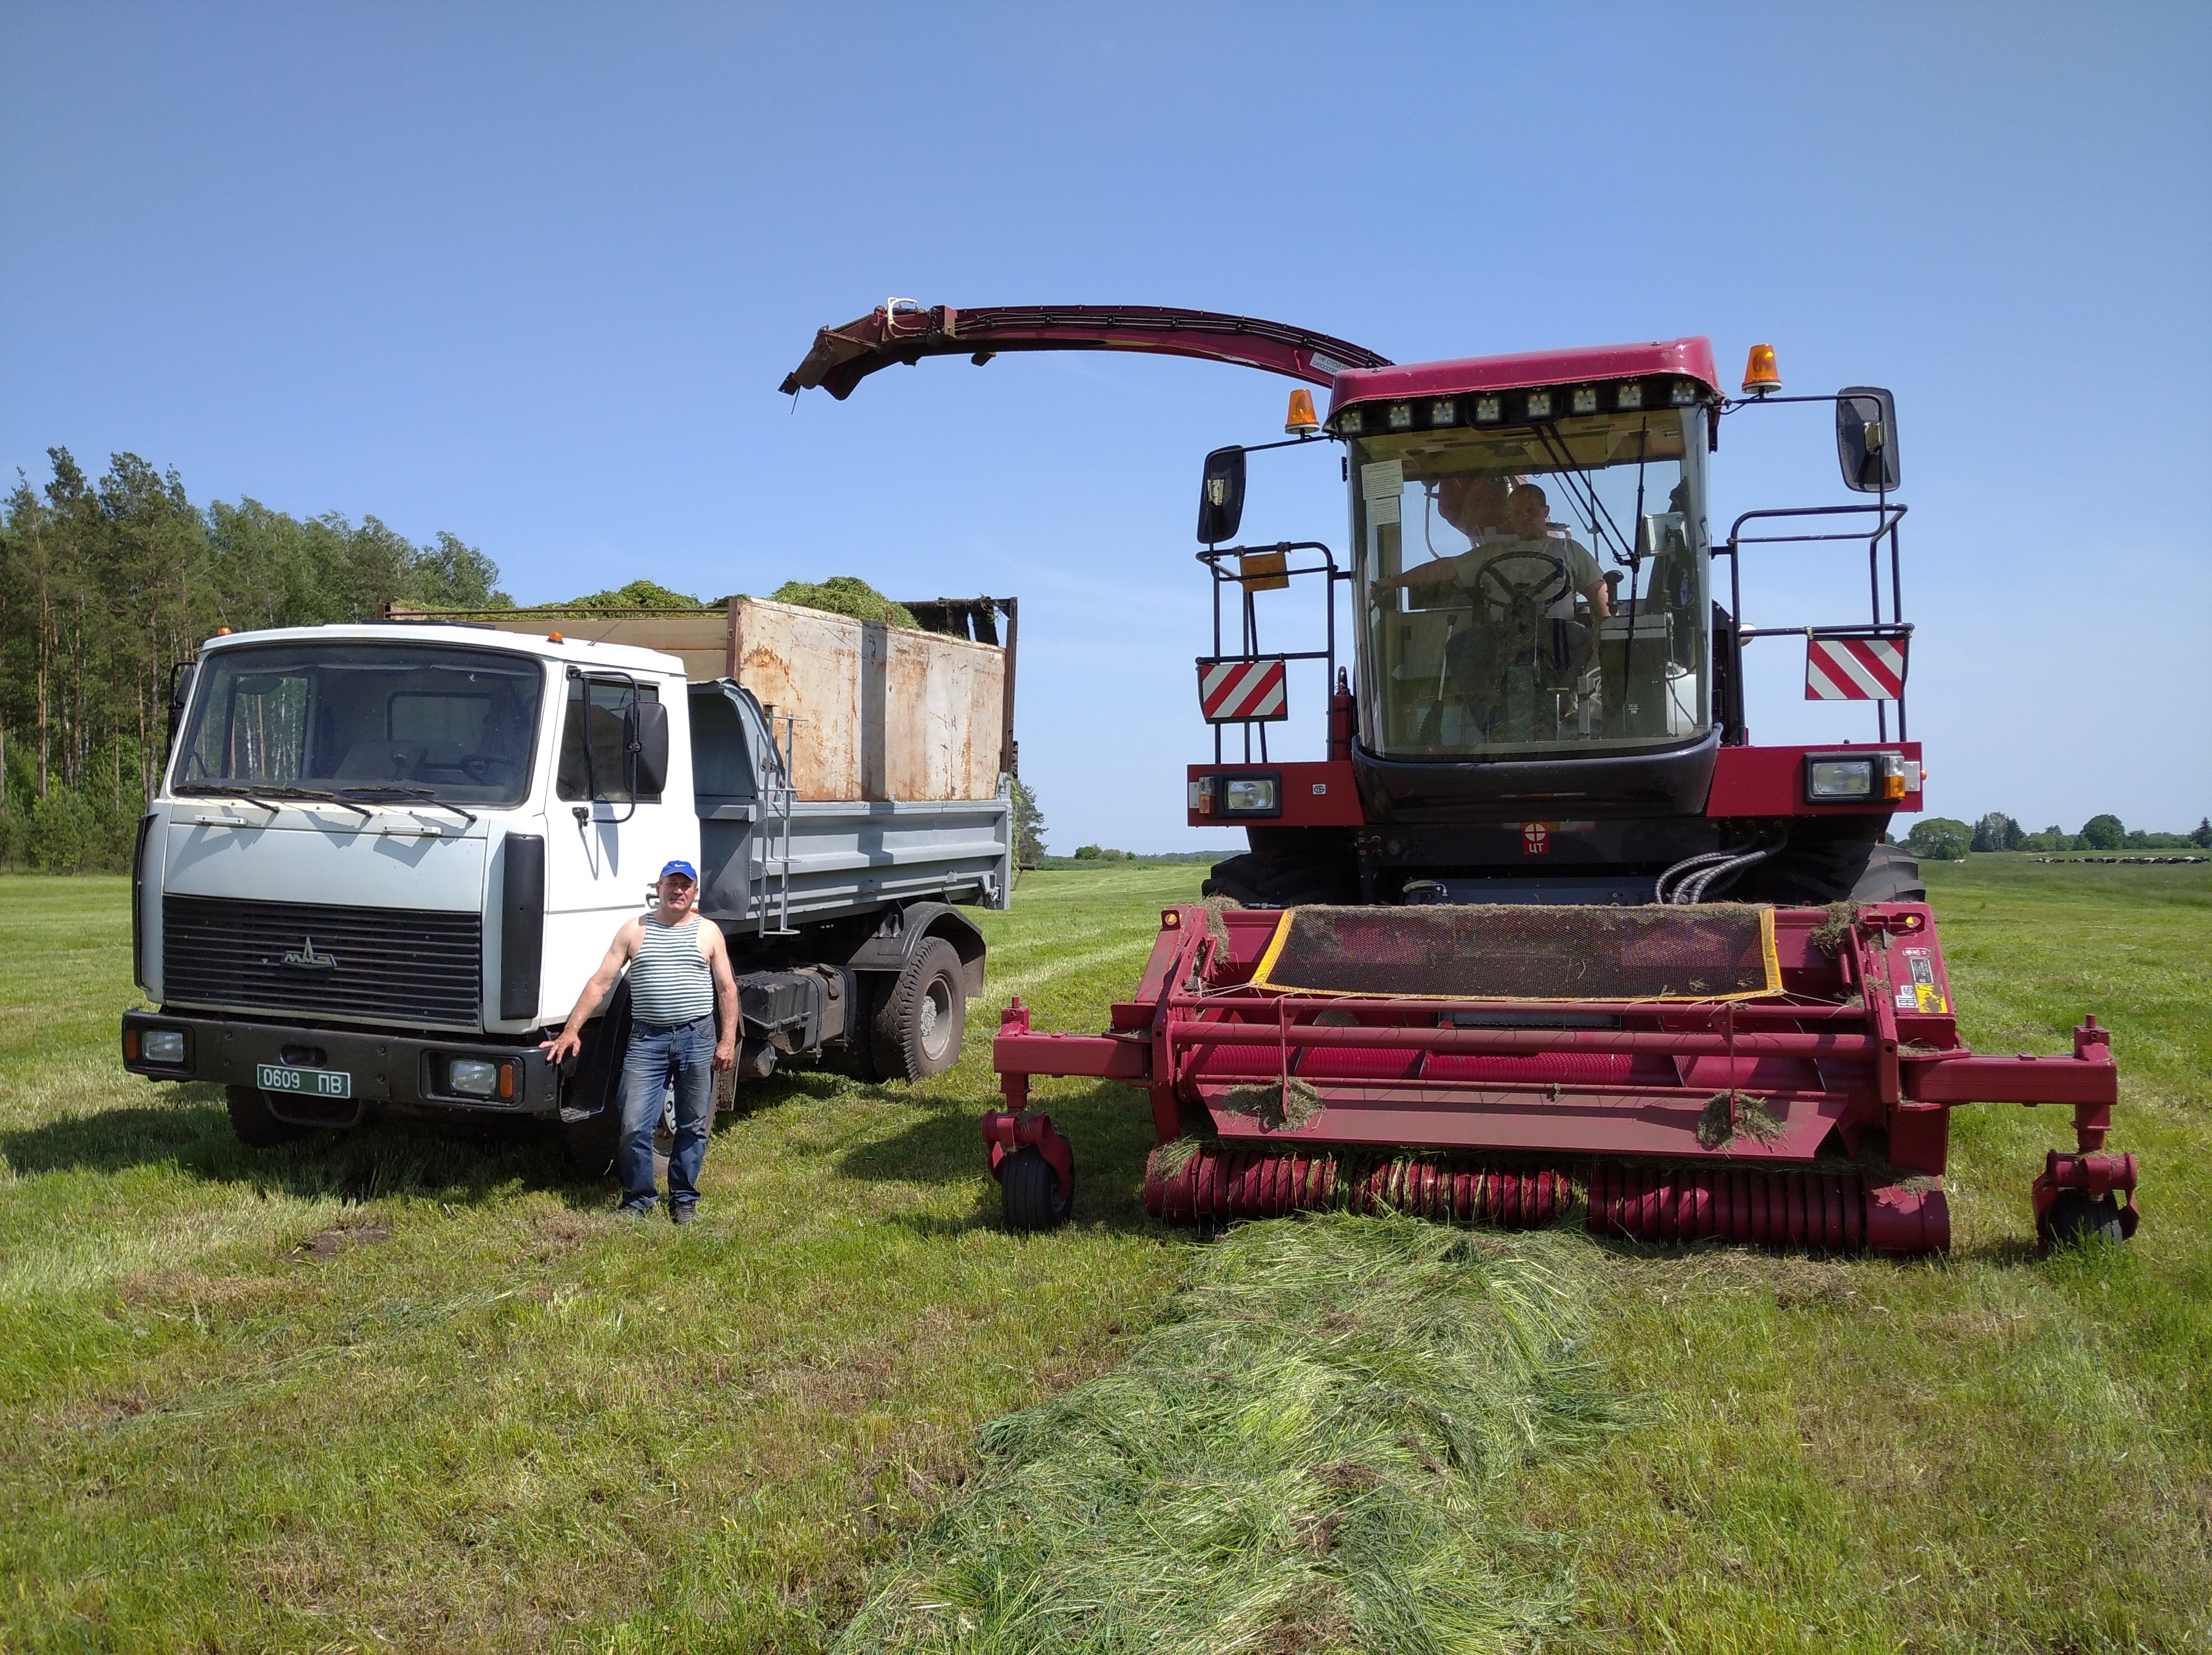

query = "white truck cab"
[{"left": 121, "top": 621, "right": 1011, "bottom": 1162}]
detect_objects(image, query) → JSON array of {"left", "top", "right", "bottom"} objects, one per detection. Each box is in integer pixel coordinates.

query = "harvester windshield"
[{"left": 1354, "top": 405, "right": 1709, "bottom": 758}]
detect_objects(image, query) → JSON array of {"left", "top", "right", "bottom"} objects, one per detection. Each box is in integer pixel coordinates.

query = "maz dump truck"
[{"left": 118, "top": 596, "right": 1015, "bottom": 1169}]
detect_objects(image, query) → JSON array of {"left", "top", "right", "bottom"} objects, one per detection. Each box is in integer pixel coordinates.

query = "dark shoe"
[
  {"left": 670, "top": 1202, "right": 698, "bottom": 1226},
  {"left": 618, "top": 1201, "right": 656, "bottom": 1219}
]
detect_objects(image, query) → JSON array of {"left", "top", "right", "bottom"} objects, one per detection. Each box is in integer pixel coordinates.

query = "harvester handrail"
[{"left": 1720, "top": 502, "right": 1910, "bottom": 741}]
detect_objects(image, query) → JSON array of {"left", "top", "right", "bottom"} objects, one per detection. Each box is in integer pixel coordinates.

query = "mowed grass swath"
[{"left": 3, "top": 858, "right": 2210, "bottom": 1651}]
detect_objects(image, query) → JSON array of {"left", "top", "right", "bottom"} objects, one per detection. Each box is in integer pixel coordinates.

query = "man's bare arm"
[
  {"left": 702, "top": 924, "right": 738, "bottom": 1071},
  {"left": 540, "top": 921, "right": 642, "bottom": 1066}
]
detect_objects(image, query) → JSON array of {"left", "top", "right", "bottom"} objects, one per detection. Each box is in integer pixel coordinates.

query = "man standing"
[{"left": 542, "top": 860, "right": 737, "bottom": 1222}]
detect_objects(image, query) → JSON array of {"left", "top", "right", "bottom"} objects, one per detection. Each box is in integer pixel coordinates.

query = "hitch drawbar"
[{"left": 985, "top": 902, "right": 2137, "bottom": 1253}]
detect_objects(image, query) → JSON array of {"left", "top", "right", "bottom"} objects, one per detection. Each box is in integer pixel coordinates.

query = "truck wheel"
[
  {"left": 225, "top": 1084, "right": 306, "bottom": 1149},
  {"left": 1001, "top": 1145, "right": 1071, "bottom": 1231},
  {"left": 2047, "top": 1188, "right": 2126, "bottom": 1247},
  {"left": 872, "top": 938, "right": 966, "bottom": 1082}
]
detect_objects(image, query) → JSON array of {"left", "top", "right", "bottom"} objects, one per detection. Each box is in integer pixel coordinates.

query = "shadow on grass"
[
  {"left": 836, "top": 1080, "right": 1163, "bottom": 1234},
  {"left": 0, "top": 1082, "right": 626, "bottom": 1211}
]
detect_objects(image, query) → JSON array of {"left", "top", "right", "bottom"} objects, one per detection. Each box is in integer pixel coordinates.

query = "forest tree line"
[{"left": 1, "top": 448, "right": 510, "bottom": 870}]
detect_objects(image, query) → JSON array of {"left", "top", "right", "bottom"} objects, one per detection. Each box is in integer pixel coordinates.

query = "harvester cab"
[{"left": 784, "top": 302, "right": 2136, "bottom": 1255}]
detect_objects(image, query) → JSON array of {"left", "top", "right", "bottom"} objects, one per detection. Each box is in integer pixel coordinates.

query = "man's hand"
[
  {"left": 541, "top": 1027, "right": 584, "bottom": 1067},
  {"left": 712, "top": 1038, "right": 736, "bottom": 1072}
]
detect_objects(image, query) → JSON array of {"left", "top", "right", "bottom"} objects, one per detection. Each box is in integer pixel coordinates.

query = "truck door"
[{"left": 540, "top": 674, "right": 695, "bottom": 1024}]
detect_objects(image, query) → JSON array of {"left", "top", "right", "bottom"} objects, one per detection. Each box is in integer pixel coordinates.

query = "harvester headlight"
[
  {"left": 1671, "top": 380, "right": 1699, "bottom": 407},
  {"left": 1224, "top": 777, "right": 1278, "bottom": 814},
  {"left": 1805, "top": 757, "right": 1875, "bottom": 801},
  {"left": 447, "top": 1057, "right": 501, "bottom": 1097},
  {"left": 1525, "top": 391, "right": 1554, "bottom": 419},
  {"left": 1474, "top": 396, "right": 1502, "bottom": 423},
  {"left": 1429, "top": 399, "right": 1457, "bottom": 425},
  {"left": 1386, "top": 403, "right": 1413, "bottom": 430},
  {"left": 1616, "top": 383, "right": 1644, "bottom": 411},
  {"left": 141, "top": 1028, "right": 187, "bottom": 1065},
  {"left": 1571, "top": 386, "right": 1598, "bottom": 414}
]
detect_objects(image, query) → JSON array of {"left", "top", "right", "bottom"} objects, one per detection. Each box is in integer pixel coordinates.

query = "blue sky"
[{"left": 3, "top": 2, "right": 2205, "bottom": 850}]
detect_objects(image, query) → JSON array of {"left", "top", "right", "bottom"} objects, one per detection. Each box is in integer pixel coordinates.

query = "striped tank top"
[{"left": 628, "top": 915, "right": 715, "bottom": 1026}]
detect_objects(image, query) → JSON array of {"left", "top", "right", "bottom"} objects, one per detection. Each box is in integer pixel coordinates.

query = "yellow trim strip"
[
  {"left": 1247, "top": 905, "right": 1786, "bottom": 1003},
  {"left": 1249, "top": 909, "right": 1296, "bottom": 988}
]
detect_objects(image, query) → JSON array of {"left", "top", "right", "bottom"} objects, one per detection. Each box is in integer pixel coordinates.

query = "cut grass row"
[{"left": 2, "top": 856, "right": 2208, "bottom": 1650}]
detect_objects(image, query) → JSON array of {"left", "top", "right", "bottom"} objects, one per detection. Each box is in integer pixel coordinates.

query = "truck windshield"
[
  {"left": 1353, "top": 405, "right": 1709, "bottom": 759},
  {"left": 172, "top": 641, "right": 546, "bottom": 808}
]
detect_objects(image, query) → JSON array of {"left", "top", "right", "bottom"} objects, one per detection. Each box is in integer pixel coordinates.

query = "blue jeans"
[{"left": 617, "top": 1013, "right": 715, "bottom": 1212}]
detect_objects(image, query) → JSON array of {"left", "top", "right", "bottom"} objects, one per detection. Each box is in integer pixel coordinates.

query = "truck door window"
[
  {"left": 557, "top": 679, "right": 662, "bottom": 804},
  {"left": 1353, "top": 405, "right": 1711, "bottom": 760}
]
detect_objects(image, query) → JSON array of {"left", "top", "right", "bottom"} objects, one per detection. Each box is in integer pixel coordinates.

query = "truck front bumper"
[{"left": 119, "top": 1008, "right": 564, "bottom": 1122}]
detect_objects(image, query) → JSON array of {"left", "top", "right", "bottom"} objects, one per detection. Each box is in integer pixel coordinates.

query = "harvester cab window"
[{"left": 1353, "top": 404, "right": 1710, "bottom": 758}]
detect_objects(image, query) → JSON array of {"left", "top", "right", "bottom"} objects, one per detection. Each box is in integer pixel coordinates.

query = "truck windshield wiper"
[
  {"left": 173, "top": 782, "right": 372, "bottom": 818},
  {"left": 337, "top": 785, "right": 478, "bottom": 827}
]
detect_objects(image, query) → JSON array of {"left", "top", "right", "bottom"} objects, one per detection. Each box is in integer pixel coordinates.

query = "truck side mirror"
[
  {"left": 166, "top": 658, "right": 197, "bottom": 746},
  {"left": 1197, "top": 447, "right": 1246, "bottom": 545},
  {"left": 624, "top": 700, "right": 670, "bottom": 798},
  {"left": 1837, "top": 387, "right": 1900, "bottom": 493}
]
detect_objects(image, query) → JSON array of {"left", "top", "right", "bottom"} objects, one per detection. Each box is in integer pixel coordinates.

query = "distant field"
[{"left": 1, "top": 858, "right": 2206, "bottom": 1652}]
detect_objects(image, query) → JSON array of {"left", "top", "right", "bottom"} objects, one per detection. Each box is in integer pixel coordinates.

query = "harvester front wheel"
[
  {"left": 2047, "top": 1188, "right": 2127, "bottom": 1247},
  {"left": 1001, "top": 1145, "right": 1071, "bottom": 1231},
  {"left": 1204, "top": 851, "right": 1350, "bottom": 909},
  {"left": 873, "top": 938, "right": 967, "bottom": 1082}
]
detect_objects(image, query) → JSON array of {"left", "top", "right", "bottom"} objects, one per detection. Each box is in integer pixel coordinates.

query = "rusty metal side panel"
[
  {"left": 727, "top": 598, "right": 1004, "bottom": 802},
  {"left": 883, "top": 624, "right": 1006, "bottom": 802},
  {"left": 728, "top": 599, "right": 865, "bottom": 800}
]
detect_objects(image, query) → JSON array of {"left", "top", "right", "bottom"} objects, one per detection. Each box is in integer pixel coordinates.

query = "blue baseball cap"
[{"left": 659, "top": 859, "right": 698, "bottom": 883}]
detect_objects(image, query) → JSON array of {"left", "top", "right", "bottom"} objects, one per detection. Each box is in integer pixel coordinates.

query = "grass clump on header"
[
  {"left": 837, "top": 1213, "right": 1621, "bottom": 1655},
  {"left": 553, "top": 577, "right": 713, "bottom": 610},
  {"left": 772, "top": 575, "right": 919, "bottom": 629}
]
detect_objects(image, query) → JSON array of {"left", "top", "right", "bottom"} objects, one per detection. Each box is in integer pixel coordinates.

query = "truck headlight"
[
  {"left": 1224, "top": 778, "right": 1278, "bottom": 813},
  {"left": 141, "top": 1028, "right": 187, "bottom": 1065},
  {"left": 447, "top": 1057, "right": 500, "bottom": 1097},
  {"left": 1805, "top": 758, "right": 1875, "bottom": 800}
]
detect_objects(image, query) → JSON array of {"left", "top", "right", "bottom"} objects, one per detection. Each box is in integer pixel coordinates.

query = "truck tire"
[
  {"left": 1203, "top": 851, "right": 1351, "bottom": 909},
  {"left": 225, "top": 1084, "right": 306, "bottom": 1149},
  {"left": 871, "top": 938, "right": 966, "bottom": 1082},
  {"left": 1001, "top": 1145, "right": 1071, "bottom": 1231}
]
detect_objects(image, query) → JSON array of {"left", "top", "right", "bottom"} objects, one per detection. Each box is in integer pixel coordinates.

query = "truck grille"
[{"left": 163, "top": 894, "right": 483, "bottom": 1027}]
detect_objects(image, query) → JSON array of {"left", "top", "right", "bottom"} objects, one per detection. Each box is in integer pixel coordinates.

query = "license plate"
[{"left": 257, "top": 1063, "right": 352, "bottom": 1100}]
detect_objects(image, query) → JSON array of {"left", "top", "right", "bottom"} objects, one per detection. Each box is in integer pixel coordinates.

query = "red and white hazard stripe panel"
[
  {"left": 1805, "top": 636, "right": 1908, "bottom": 701},
  {"left": 1198, "top": 657, "right": 1289, "bottom": 723}
]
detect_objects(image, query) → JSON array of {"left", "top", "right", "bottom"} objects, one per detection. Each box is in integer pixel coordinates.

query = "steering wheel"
[{"left": 1471, "top": 549, "right": 1572, "bottom": 612}]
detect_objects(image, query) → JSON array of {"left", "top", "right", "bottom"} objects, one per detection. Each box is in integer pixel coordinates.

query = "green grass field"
[{"left": 2, "top": 857, "right": 2207, "bottom": 1652}]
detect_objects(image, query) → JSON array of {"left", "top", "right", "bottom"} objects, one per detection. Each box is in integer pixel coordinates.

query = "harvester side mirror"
[
  {"left": 1837, "top": 387, "right": 1901, "bottom": 493},
  {"left": 1635, "top": 511, "right": 1688, "bottom": 560},
  {"left": 624, "top": 700, "right": 670, "bottom": 798},
  {"left": 1197, "top": 446, "right": 1246, "bottom": 545}
]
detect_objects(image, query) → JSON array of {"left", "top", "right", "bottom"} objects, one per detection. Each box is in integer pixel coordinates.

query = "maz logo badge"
[{"left": 281, "top": 936, "right": 339, "bottom": 971}]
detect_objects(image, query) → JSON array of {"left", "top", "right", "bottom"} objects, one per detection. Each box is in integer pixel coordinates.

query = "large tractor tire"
[
  {"left": 871, "top": 938, "right": 967, "bottom": 1082},
  {"left": 225, "top": 1084, "right": 307, "bottom": 1149},
  {"left": 1752, "top": 839, "right": 1925, "bottom": 906},
  {"left": 1203, "top": 851, "right": 1353, "bottom": 909}
]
